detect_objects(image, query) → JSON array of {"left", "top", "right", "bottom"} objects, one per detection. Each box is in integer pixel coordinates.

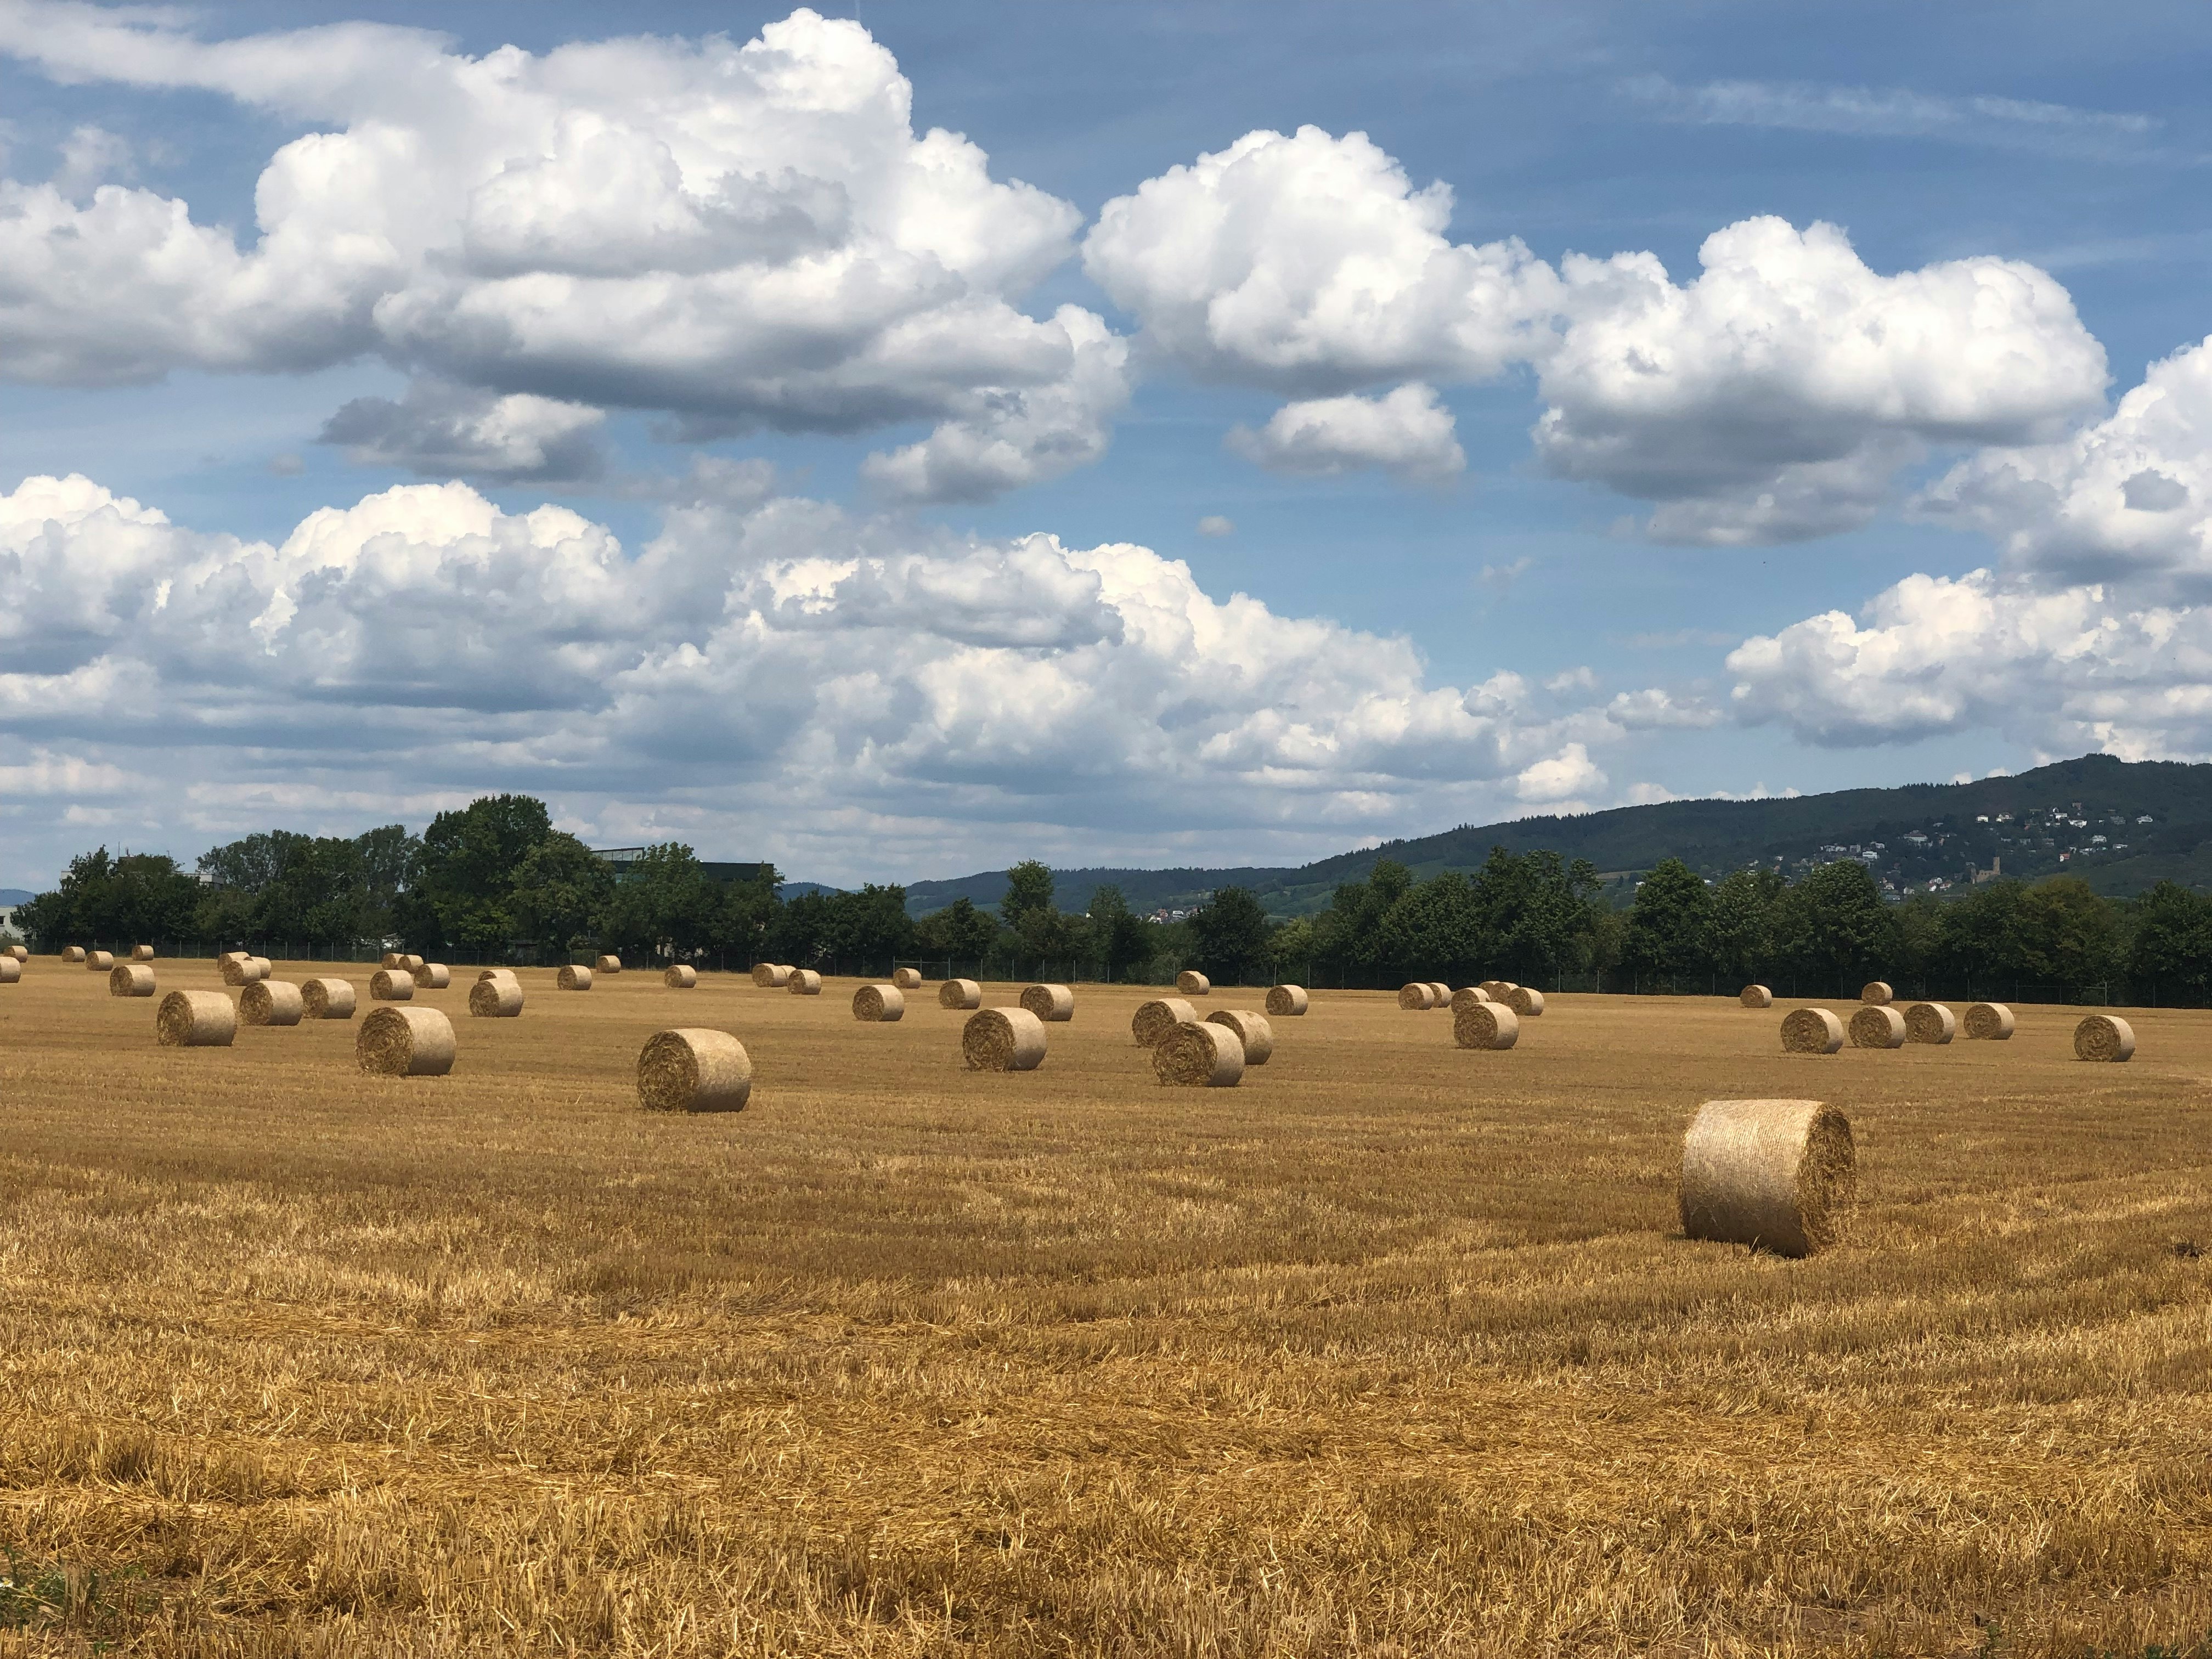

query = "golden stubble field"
[{"left": 1, "top": 959, "right": 2209, "bottom": 1657}]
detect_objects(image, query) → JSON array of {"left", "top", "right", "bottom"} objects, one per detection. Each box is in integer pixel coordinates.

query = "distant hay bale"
[
  {"left": 62, "top": 947, "right": 85, "bottom": 964},
  {"left": 108, "top": 963, "right": 155, "bottom": 998},
  {"left": 380, "top": 952, "right": 403, "bottom": 969},
  {"left": 1740, "top": 984, "right": 1773, "bottom": 1009},
  {"left": 131, "top": 945, "right": 154, "bottom": 962},
  {"left": 1848, "top": 1005, "right": 1906, "bottom": 1049},
  {"left": 358, "top": 1006, "right": 456, "bottom": 1077},
  {"left": 893, "top": 967, "right": 923, "bottom": 991},
  {"left": 557, "top": 964, "right": 593, "bottom": 991},
  {"left": 2075, "top": 1014, "right": 2136, "bottom": 1063},
  {"left": 5, "top": 945, "right": 25, "bottom": 962},
  {"left": 939, "top": 978, "right": 981, "bottom": 1009},
  {"left": 246, "top": 957, "right": 271, "bottom": 980},
  {"left": 1153, "top": 1020, "right": 1243, "bottom": 1087},
  {"left": 477, "top": 967, "right": 518, "bottom": 983},
  {"left": 1132, "top": 996, "right": 1197, "bottom": 1047},
  {"left": 1679, "top": 1098, "right": 1857, "bottom": 1258},
  {"left": 301, "top": 978, "right": 356, "bottom": 1020},
  {"left": 1176, "top": 970, "right": 1211, "bottom": 995},
  {"left": 469, "top": 977, "right": 523, "bottom": 1018},
  {"left": 0, "top": 959, "right": 19, "bottom": 984},
  {"left": 240, "top": 980, "right": 303, "bottom": 1026},
  {"left": 1904, "top": 1002, "right": 1955, "bottom": 1045},
  {"left": 1265, "top": 984, "right": 1308, "bottom": 1017},
  {"left": 664, "top": 964, "right": 698, "bottom": 988},
  {"left": 418, "top": 963, "right": 451, "bottom": 990},
  {"left": 1505, "top": 985, "right": 1545, "bottom": 1017},
  {"left": 86, "top": 950, "right": 113, "bottom": 972},
  {"left": 596, "top": 955, "right": 622, "bottom": 975},
  {"left": 1860, "top": 981, "right": 1894, "bottom": 1006},
  {"left": 638, "top": 1028, "right": 752, "bottom": 1111},
  {"left": 370, "top": 968, "right": 415, "bottom": 1002},
  {"left": 1780, "top": 1008, "right": 1845, "bottom": 1054},
  {"left": 751, "top": 962, "right": 791, "bottom": 988},
  {"left": 1449, "top": 986, "right": 1492, "bottom": 1012},
  {"left": 1965, "top": 1002, "right": 2015, "bottom": 1041},
  {"left": 788, "top": 969, "right": 822, "bottom": 995},
  {"left": 964, "top": 1007, "right": 1047, "bottom": 1072},
  {"left": 1206, "top": 1008, "right": 1273, "bottom": 1065},
  {"left": 852, "top": 984, "right": 905, "bottom": 1022},
  {"left": 1019, "top": 983, "right": 1075, "bottom": 1022},
  {"left": 1454, "top": 1001, "right": 1520, "bottom": 1049},
  {"left": 1398, "top": 983, "right": 1437, "bottom": 1011},
  {"left": 1427, "top": 981, "right": 1452, "bottom": 1005},
  {"left": 402, "top": 955, "right": 425, "bottom": 975},
  {"left": 156, "top": 990, "right": 235, "bottom": 1048},
  {"left": 1478, "top": 980, "right": 1514, "bottom": 1000}
]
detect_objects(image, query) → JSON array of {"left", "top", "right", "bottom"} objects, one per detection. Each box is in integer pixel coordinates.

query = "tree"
[
  {"left": 825, "top": 884, "right": 917, "bottom": 964},
  {"left": 1189, "top": 887, "right": 1272, "bottom": 984},
  {"left": 2012, "top": 876, "right": 2120, "bottom": 989},
  {"left": 411, "top": 794, "right": 556, "bottom": 948},
  {"left": 599, "top": 843, "right": 719, "bottom": 958},
  {"left": 1771, "top": 860, "right": 1898, "bottom": 990},
  {"left": 18, "top": 848, "right": 200, "bottom": 949},
  {"left": 1622, "top": 859, "right": 1714, "bottom": 981},
  {"left": 1088, "top": 884, "right": 1152, "bottom": 981},
  {"left": 1373, "top": 870, "right": 1482, "bottom": 983},
  {"left": 1472, "top": 847, "right": 1602, "bottom": 977},
  {"left": 915, "top": 896, "right": 1000, "bottom": 965},
  {"left": 1001, "top": 860, "right": 1056, "bottom": 930},
  {"left": 509, "top": 833, "right": 615, "bottom": 952},
  {"left": 1313, "top": 858, "right": 1413, "bottom": 978},
  {"left": 1708, "top": 867, "right": 1783, "bottom": 982},
  {"left": 1267, "top": 916, "right": 1314, "bottom": 981},
  {"left": 2129, "top": 881, "right": 2212, "bottom": 1000}
]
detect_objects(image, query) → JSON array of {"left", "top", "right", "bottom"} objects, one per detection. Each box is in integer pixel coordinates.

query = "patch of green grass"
[{"left": 0, "top": 1545, "right": 148, "bottom": 1635}]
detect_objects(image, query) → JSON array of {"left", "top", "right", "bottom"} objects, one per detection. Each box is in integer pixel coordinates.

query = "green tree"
[
  {"left": 599, "top": 843, "right": 719, "bottom": 958},
  {"left": 1708, "top": 867, "right": 1784, "bottom": 982},
  {"left": 509, "top": 833, "right": 616, "bottom": 953},
  {"left": 2129, "top": 881, "right": 2212, "bottom": 1000},
  {"left": 1189, "top": 886, "right": 1272, "bottom": 984},
  {"left": 825, "top": 884, "right": 917, "bottom": 965},
  {"left": 1087, "top": 884, "right": 1152, "bottom": 981},
  {"left": 1472, "top": 847, "right": 1602, "bottom": 977},
  {"left": 1001, "top": 860, "right": 1056, "bottom": 930},
  {"left": 1267, "top": 916, "right": 1315, "bottom": 981},
  {"left": 1771, "top": 860, "right": 1898, "bottom": 990},
  {"left": 1621, "top": 858, "right": 1713, "bottom": 981},
  {"left": 409, "top": 794, "right": 556, "bottom": 948},
  {"left": 1374, "top": 870, "right": 1483, "bottom": 983},
  {"left": 19, "top": 849, "right": 200, "bottom": 948},
  {"left": 915, "top": 896, "right": 1000, "bottom": 966},
  {"left": 2012, "top": 876, "right": 2121, "bottom": 989},
  {"left": 1313, "top": 858, "right": 1413, "bottom": 978}
]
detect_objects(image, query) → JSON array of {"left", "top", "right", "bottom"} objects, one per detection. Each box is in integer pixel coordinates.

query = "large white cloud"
[
  {"left": 1226, "top": 382, "right": 1465, "bottom": 482},
  {"left": 0, "top": 5, "right": 1119, "bottom": 500},
  {"left": 0, "top": 471, "right": 1672, "bottom": 879}
]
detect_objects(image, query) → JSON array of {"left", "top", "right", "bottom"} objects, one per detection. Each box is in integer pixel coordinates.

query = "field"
[{"left": 0, "top": 961, "right": 2209, "bottom": 1656}]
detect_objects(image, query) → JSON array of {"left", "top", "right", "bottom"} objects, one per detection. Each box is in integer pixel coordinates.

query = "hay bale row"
[
  {"left": 893, "top": 967, "right": 923, "bottom": 991},
  {"left": 1132, "top": 996, "right": 1196, "bottom": 1047},
  {"left": 752, "top": 962, "right": 792, "bottom": 988},
  {"left": 1478, "top": 979, "right": 1515, "bottom": 1000},
  {"left": 1454, "top": 1001, "right": 1518, "bottom": 1049},
  {"left": 639, "top": 1029, "right": 751, "bottom": 1111},
  {"left": 1176, "top": 970, "right": 1210, "bottom": 995},
  {"left": 1780, "top": 1008, "right": 1844, "bottom": 1054},
  {"left": 964, "top": 1007, "right": 1046, "bottom": 1071},
  {"left": 1905, "top": 1002, "right": 1955, "bottom": 1045},
  {"left": 665, "top": 964, "right": 697, "bottom": 989},
  {"left": 1398, "top": 983, "right": 1437, "bottom": 1011},
  {"left": 371, "top": 968, "right": 414, "bottom": 1002},
  {"left": 1020, "top": 983, "right": 1075, "bottom": 1022},
  {"left": 1966, "top": 1002, "right": 2014, "bottom": 1040},
  {"left": 241, "top": 980, "right": 303, "bottom": 1026},
  {"left": 1680, "top": 1098, "right": 1856, "bottom": 1258},
  {"left": 303, "top": 978, "right": 356, "bottom": 1019},
  {"left": 221, "top": 955, "right": 269, "bottom": 986},
  {"left": 108, "top": 963, "right": 155, "bottom": 998},
  {"left": 1206, "top": 1008, "right": 1272, "bottom": 1064},
  {"left": 853, "top": 984, "right": 904, "bottom": 1022},
  {"left": 1153, "top": 1019, "right": 1242, "bottom": 1086},
  {"left": 358, "top": 1006, "right": 455, "bottom": 1076},
  {"left": 2076, "top": 1014, "right": 2135, "bottom": 1063},
  {"left": 1265, "top": 984, "right": 1307, "bottom": 1017},
  {"left": 940, "top": 978, "right": 981, "bottom": 1009}
]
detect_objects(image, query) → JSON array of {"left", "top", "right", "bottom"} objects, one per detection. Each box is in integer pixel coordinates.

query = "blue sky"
[{"left": 4, "top": 1, "right": 2212, "bottom": 888}]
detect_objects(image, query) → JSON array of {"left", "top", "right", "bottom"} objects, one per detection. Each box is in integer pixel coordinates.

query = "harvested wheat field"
[{"left": 2, "top": 962, "right": 2211, "bottom": 1656}]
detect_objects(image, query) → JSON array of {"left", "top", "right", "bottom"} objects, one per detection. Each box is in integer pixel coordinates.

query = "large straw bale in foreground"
[
  {"left": 852, "top": 984, "right": 905, "bottom": 1022},
  {"left": 557, "top": 964, "right": 592, "bottom": 991},
  {"left": 596, "top": 955, "right": 622, "bottom": 975},
  {"left": 86, "top": 950, "right": 113, "bottom": 972},
  {"left": 131, "top": 944, "right": 154, "bottom": 962},
  {"left": 1265, "top": 984, "right": 1308, "bottom": 1017},
  {"left": 1849, "top": 1005, "right": 1906, "bottom": 1049},
  {"left": 1132, "top": 996, "right": 1197, "bottom": 1047},
  {"left": 963, "top": 1007, "right": 1046, "bottom": 1071},
  {"left": 664, "top": 964, "right": 697, "bottom": 989},
  {"left": 109, "top": 963, "right": 155, "bottom": 997},
  {"left": 1205, "top": 1008, "right": 1273, "bottom": 1065},
  {"left": 1453, "top": 1001, "right": 1520, "bottom": 1049},
  {"left": 302, "top": 978, "right": 356, "bottom": 1020},
  {"left": 418, "top": 963, "right": 451, "bottom": 990},
  {"left": 0, "top": 959, "right": 19, "bottom": 984},
  {"left": 788, "top": 969, "right": 822, "bottom": 995},
  {"left": 1398, "top": 983, "right": 1436, "bottom": 1011},
  {"left": 1904, "top": 1002, "right": 1955, "bottom": 1045},
  {"left": 1154, "top": 1020, "right": 1244, "bottom": 1087},
  {"left": 1019, "top": 983, "right": 1075, "bottom": 1022},
  {"left": 156, "top": 990, "right": 235, "bottom": 1047},
  {"left": 1780, "top": 1008, "right": 1844, "bottom": 1054},
  {"left": 61, "top": 947, "right": 85, "bottom": 964},
  {"left": 751, "top": 962, "right": 792, "bottom": 988},
  {"left": 1860, "top": 980, "right": 1894, "bottom": 1006},
  {"left": 370, "top": 969, "right": 415, "bottom": 1002},
  {"left": 469, "top": 976, "right": 523, "bottom": 1018},
  {"left": 1506, "top": 985, "right": 1545, "bottom": 1017},
  {"left": 1680, "top": 1098, "right": 1857, "bottom": 1259},
  {"left": 1175, "top": 970, "right": 1211, "bottom": 995},
  {"left": 1740, "top": 984, "right": 1773, "bottom": 1008},
  {"left": 358, "top": 1006, "right": 456, "bottom": 1076},
  {"left": 939, "top": 978, "right": 981, "bottom": 1009},
  {"left": 637, "top": 1029, "right": 751, "bottom": 1112},
  {"left": 2075, "top": 1014, "right": 2136, "bottom": 1063},
  {"left": 241, "top": 980, "right": 303, "bottom": 1026},
  {"left": 1965, "top": 1002, "right": 2015, "bottom": 1040}
]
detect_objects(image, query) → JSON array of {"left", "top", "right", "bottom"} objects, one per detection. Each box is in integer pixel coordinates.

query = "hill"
[{"left": 900, "top": 754, "right": 2212, "bottom": 918}]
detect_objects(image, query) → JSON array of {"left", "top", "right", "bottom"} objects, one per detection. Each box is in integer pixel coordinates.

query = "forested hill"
[{"left": 902, "top": 755, "right": 2212, "bottom": 919}]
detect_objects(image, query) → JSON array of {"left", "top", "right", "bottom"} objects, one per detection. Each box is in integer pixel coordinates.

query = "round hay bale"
[
  {"left": 2075, "top": 1014, "right": 2136, "bottom": 1063},
  {"left": 1176, "top": 970, "right": 1211, "bottom": 995},
  {"left": 1153, "top": 1020, "right": 1244, "bottom": 1087},
  {"left": 131, "top": 944, "right": 154, "bottom": 962},
  {"left": 301, "top": 978, "right": 356, "bottom": 1020},
  {"left": 246, "top": 957, "right": 271, "bottom": 980},
  {"left": 0, "top": 958, "right": 19, "bottom": 984},
  {"left": 358, "top": 1006, "right": 456, "bottom": 1077},
  {"left": 220, "top": 955, "right": 253, "bottom": 985},
  {"left": 61, "top": 946, "right": 85, "bottom": 964},
  {"left": 1860, "top": 981, "right": 1894, "bottom": 1006},
  {"left": 240, "top": 979, "right": 303, "bottom": 1026},
  {"left": 370, "top": 968, "right": 415, "bottom": 1002},
  {"left": 1428, "top": 981, "right": 1453, "bottom": 1005},
  {"left": 1505, "top": 985, "right": 1545, "bottom": 1017},
  {"left": 5, "top": 945, "right": 25, "bottom": 962},
  {"left": 964, "top": 1007, "right": 1046, "bottom": 1071},
  {"left": 664, "top": 964, "right": 698, "bottom": 989},
  {"left": 108, "top": 962, "right": 155, "bottom": 998},
  {"left": 1780, "top": 1008, "right": 1844, "bottom": 1054},
  {"left": 1904, "top": 1002, "right": 1955, "bottom": 1045},
  {"left": 788, "top": 969, "right": 822, "bottom": 995},
  {"left": 750, "top": 961, "right": 790, "bottom": 988},
  {"left": 1478, "top": 979, "right": 1515, "bottom": 1000},
  {"left": 939, "top": 978, "right": 982, "bottom": 1009},
  {"left": 1453, "top": 1001, "right": 1520, "bottom": 1050},
  {"left": 381, "top": 952, "right": 405, "bottom": 970},
  {"left": 1206, "top": 1008, "right": 1273, "bottom": 1064},
  {"left": 1740, "top": 984, "right": 1773, "bottom": 1008},
  {"left": 417, "top": 963, "right": 451, "bottom": 990},
  {"left": 477, "top": 967, "right": 518, "bottom": 984},
  {"left": 1132, "top": 996, "right": 1198, "bottom": 1047},
  {"left": 1398, "top": 983, "right": 1437, "bottom": 1011},
  {"left": 853, "top": 984, "right": 905, "bottom": 1022},
  {"left": 1265, "top": 984, "right": 1308, "bottom": 1017},
  {"left": 402, "top": 955, "right": 425, "bottom": 975},
  {"left": 1449, "top": 986, "right": 1492, "bottom": 1012},
  {"left": 893, "top": 967, "right": 923, "bottom": 991},
  {"left": 156, "top": 990, "right": 235, "bottom": 1048},
  {"left": 85, "top": 950, "right": 113, "bottom": 972},
  {"left": 557, "top": 964, "right": 593, "bottom": 991},
  {"left": 1965, "top": 1002, "right": 2015, "bottom": 1041},
  {"left": 469, "top": 977, "right": 523, "bottom": 1018},
  {"left": 638, "top": 1028, "right": 752, "bottom": 1112},
  {"left": 1019, "top": 983, "right": 1075, "bottom": 1022},
  {"left": 1679, "top": 1098, "right": 1857, "bottom": 1259},
  {"left": 1849, "top": 1005, "right": 1906, "bottom": 1049},
  {"left": 595, "top": 955, "right": 622, "bottom": 975}
]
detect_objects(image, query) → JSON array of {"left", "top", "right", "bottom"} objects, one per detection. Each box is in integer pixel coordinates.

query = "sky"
[{"left": 5, "top": 0, "right": 2212, "bottom": 889}]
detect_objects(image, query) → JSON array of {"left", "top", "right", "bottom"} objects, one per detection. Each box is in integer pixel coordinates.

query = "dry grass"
[{"left": 1, "top": 964, "right": 2211, "bottom": 1655}]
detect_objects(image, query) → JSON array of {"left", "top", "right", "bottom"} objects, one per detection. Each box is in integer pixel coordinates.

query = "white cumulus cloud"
[{"left": 1226, "top": 382, "right": 1464, "bottom": 482}]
